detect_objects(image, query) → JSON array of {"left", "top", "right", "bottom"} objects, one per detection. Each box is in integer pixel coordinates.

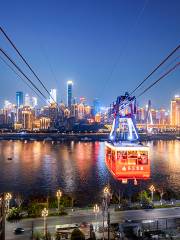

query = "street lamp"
[
  {"left": 93, "top": 204, "right": 99, "bottom": 231},
  {"left": 56, "top": 189, "right": 62, "bottom": 213},
  {"left": 103, "top": 186, "right": 110, "bottom": 196},
  {"left": 5, "top": 193, "right": 12, "bottom": 212},
  {"left": 159, "top": 189, "right": 164, "bottom": 205},
  {"left": 102, "top": 186, "right": 111, "bottom": 240},
  {"left": 42, "top": 208, "right": 48, "bottom": 236},
  {"left": 149, "top": 185, "right": 155, "bottom": 202}
]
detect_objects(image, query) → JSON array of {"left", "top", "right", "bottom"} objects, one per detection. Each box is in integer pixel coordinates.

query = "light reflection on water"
[{"left": 0, "top": 140, "right": 179, "bottom": 205}]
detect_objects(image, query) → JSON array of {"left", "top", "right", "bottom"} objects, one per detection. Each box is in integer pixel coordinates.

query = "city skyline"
[
  {"left": 1, "top": 85, "right": 179, "bottom": 111},
  {"left": 0, "top": 85, "right": 178, "bottom": 132},
  {"left": 0, "top": 0, "right": 180, "bottom": 108}
]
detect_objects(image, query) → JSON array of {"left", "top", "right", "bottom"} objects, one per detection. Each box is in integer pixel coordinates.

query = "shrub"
[
  {"left": 33, "top": 231, "right": 43, "bottom": 240},
  {"left": 71, "top": 228, "right": 85, "bottom": 240},
  {"left": 138, "top": 190, "right": 151, "bottom": 205},
  {"left": 6, "top": 207, "right": 22, "bottom": 222},
  {"left": 27, "top": 203, "right": 44, "bottom": 218}
]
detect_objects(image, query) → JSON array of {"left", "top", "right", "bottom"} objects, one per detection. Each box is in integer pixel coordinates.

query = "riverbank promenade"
[{"left": 6, "top": 203, "right": 180, "bottom": 239}]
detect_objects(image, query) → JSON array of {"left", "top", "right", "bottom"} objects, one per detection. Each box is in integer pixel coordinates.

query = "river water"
[{"left": 0, "top": 140, "right": 179, "bottom": 205}]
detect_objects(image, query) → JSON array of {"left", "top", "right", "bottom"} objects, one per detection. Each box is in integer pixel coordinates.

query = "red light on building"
[
  {"left": 79, "top": 97, "right": 86, "bottom": 103},
  {"left": 87, "top": 118, "right": 94, "bottom": 124},
  {"left": 105, "top": 142, "right": 150, "bottom": 183}
]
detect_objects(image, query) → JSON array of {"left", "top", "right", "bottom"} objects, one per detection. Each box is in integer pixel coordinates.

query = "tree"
[
  {"left": 6, "top": 207, "right": 22, "bottom": 222},
  {"left": 49, "top": 195, "right": 72, "bottom": 209},
  {"left": 120, "top": 199, "right": 130, "bottom": 209},
  {"left": 110, "top": 192, "right": 120, "bottom": 205},
  {"left": 71, "top": 228, "right": 85, "bottom": 240},
  {"left": 138, "top": 190, "right": 151, "bottom": 205},
  {"left": 33, "top": 231, "right": 43, "bottom": 240},
  {"left": 15, "top": 193, "right": 24, "bottom": 208},
  {"left": 27, "top": 203, "right": 44, "bottom": 218},
  {"left": 42, "top": 231, "right": 52, "bottom": 240},
  {"left": 60, "top": 195, "right": 72, "bottom": 207},
  {"left": 164, "top": 189, "right": 177, "bottom": 201},
  {"left": 157, "top": 188, "right": 165, "bottom": 204}
]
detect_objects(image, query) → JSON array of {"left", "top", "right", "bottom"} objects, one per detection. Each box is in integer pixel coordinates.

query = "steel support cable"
[
  {"left": 116, "top": 63, "right": 180, "bottom": 116},
  {"left": 0, "top": 55, "right": 46, "bottom": 104},
  {"left": 130, "top": 44, "right": 180, "bottom": 95},
  {"left": 0, "top": 26, "right": 57, "bottom": 104},
  {"left": 132, "top": 55, "right": 180, "bottom": 99},
  {"left": 0, "top": 47, "right": 48, "bottom": 101},
  {"left": 40, "top": 44, "right": 59, "bottom": 88},
  {"left": 101, "top": 0, "right": 149, "bottom": 96},
  {"left": 137, "top": 62, "right": 180, "bottom": 98},
  {"left": 161, "top": 55, "right": 180, "bottom": 72}
]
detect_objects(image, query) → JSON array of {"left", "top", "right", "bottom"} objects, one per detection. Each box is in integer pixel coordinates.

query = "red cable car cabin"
[{"left": 105, "top": 142, "right": 150, "bottom": 182}]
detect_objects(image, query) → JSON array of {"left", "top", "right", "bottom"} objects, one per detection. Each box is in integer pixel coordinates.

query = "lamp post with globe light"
[
  {"left": 93, "top": 204, "right": 99, "bottom": 231},
  {"left": 5, "top": 193, "right": 12, "bottom": 213},
  {"left": 56, "top": 189, "right": 62, "bottom": 213},
  {"left": 42, "top": 208, "right": 48, "bottom": 236},
  {"left": 149, "top": 185, "right": 155, "bottom": 202},
  {"left": 102, "top": 186, "right": 111, "bottom": 240}
]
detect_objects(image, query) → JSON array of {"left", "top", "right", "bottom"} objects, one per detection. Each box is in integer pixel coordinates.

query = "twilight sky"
[{"left": 0, "top": 0, "right": 180, "bottom": 108}]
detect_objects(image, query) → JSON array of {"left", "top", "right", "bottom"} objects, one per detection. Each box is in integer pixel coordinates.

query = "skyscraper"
[
  {"left": 67, "top": 80, "right": 73, "bottom": 108},
  {"left": 170, "top": 95, "right": 180, "bottom": 126},
  {"left": 22, "top": 106, "right": 35, "bottom": 130},
  {"left": 31, "top": 97, "right": 38, "bottom": 108},
  {"left": 16, "top": 91, "right": 23, "bottom": 107},
  {"left": 49, "top": 89, "right": 57, "bottom": 104},
  {"left": 25, "top": 94, "right": 31, "bottom": 106},
  {"left": 93, "top": 98, "right": 100, "bottom": 116}
]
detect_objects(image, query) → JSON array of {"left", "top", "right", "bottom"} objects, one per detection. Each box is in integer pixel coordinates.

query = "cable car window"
[{"left": 137, "top": 152, "right": 148, "bottom": 165}]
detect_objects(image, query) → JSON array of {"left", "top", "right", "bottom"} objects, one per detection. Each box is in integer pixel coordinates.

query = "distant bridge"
[
  {"left": 105, "top": 124, "right": 180, "bottom": 131},
  {"left": 136, "top": 123, "right": 180, "bottom": 130}
]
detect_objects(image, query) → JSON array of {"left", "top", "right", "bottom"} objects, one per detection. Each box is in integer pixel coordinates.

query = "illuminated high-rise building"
[
  {"left": 77, "top": 103, "right": 85, "bottom": 119},
  {"left": 159, "top": 108, "right": 166, "bottom": 124},
  {"left": 67, "top": 80, "right": 73, "bottom": 108},
  {"left": 93, "top": 98, "right": 100, "bottom": 116},
  {"left": 49, "top": 89, "right": 57, "bottom": 104},
  {"left": 95, "top": 113, "right": 101, "bottom": 123},
  {"left": 170, "top": 95, "right": 180, "bottom": 126},
  {"left": 150, "top": 108, "right": 157, "bottom": 123},
  {"left": 4, "top": 100, "right": 13, "bottom": 109},
  {"left": 31, "top": 97, "right": 38, "bottom": 108},
  {"left": 137, "top": 107, "right": 146, "bottom": 123},
  {"left": 40, "top": 117, "right": 51, "bottom": 130},
  {"left": 16, "top": 91, "right": 24, "bottom": 107},
  {"left": 49, "top": 104, "right": 58, "bottom": 127},
  {"left": 71, "top": 103, "right": 78, "bottom": 118},
  {"left": 25, "top": 94, "right": 31, "bottom": 106},
  {"left": 22, "top": 106, "right": 35, "bottom": 130},
  {"left": 80, "top": 97, "right": 86, "bottom": 104},
  {"left": 85, "top": 105, "right": 91, "bottom": 116}
]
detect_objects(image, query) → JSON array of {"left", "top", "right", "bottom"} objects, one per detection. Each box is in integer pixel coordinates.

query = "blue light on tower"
[
  {"left": 16, "top": 91, "right": 24, "bottom": 107},
  {"left": 67, "top": 80, "right": 73, "bottom": 108},
  {"left": 93, "top": 98, "right": 100, "bottom": 116}
]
